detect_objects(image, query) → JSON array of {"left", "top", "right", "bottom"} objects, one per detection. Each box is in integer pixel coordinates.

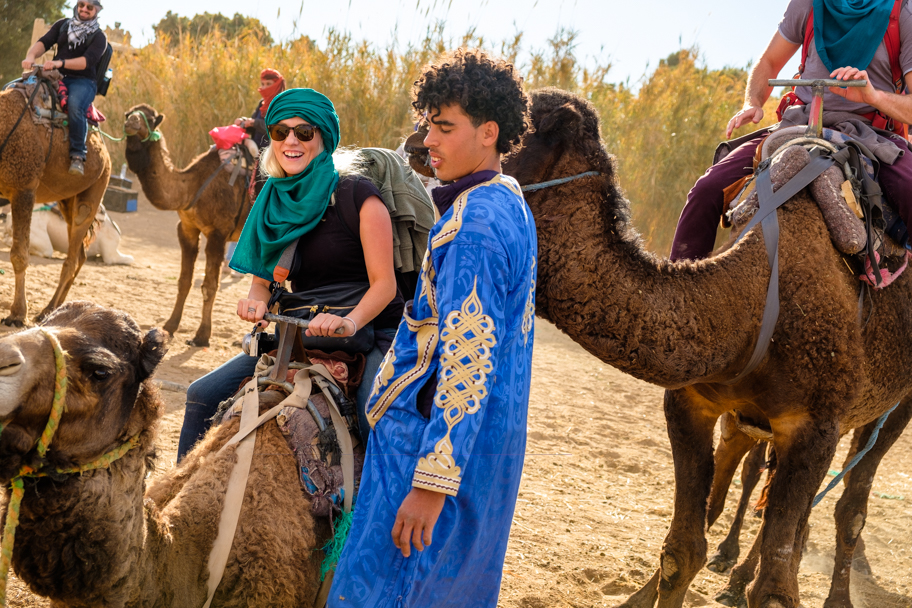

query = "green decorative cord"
[
  {"left": 320, "top": 508, "right": 355, "bottom": 581},
  {"left": 36, "top": 329, "right": 67, "bottom": 458}
]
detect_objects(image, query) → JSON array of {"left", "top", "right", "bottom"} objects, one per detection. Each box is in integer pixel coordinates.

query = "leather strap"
[
  {"left": 726, "top": 154, "right": 835, "bottom": 384},
  {"left": 203, "top": 378, "right": 260, "bottom": 608}
]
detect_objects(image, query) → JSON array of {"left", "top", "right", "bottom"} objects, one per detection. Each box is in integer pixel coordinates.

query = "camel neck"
[
  {"left": 531, "top": 171, "right": 769, "bottom": 389},
  {"left": 127, "top": 138, "right": 221, "bottom": 212}
]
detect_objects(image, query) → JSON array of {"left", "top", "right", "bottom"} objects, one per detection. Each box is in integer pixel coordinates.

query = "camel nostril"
[
  {"left": 0, "top": 362, "right": 23, "bottom": 377},
  {"left": 0, "top": 352, "right": 25, "bottom": 377}
]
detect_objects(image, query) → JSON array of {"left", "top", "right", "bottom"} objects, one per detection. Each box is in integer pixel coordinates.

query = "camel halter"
[
  {"left": 93, "top": 110, "right": 162, "bottom": 143},
  {"left": 0, "top": 328, "right": 143, "bottom": 607},
  {"left": 520, "top": 170, "right": 601, "bottom": 192}
]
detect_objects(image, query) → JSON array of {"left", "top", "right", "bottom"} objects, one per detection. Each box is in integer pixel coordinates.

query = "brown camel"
[
  {"left": 0, "top": 72, "right": 111, "bottom": 326},
  {"left": 0, "top": 301, "right": 327, "bottom": 607},
  {"left": 501, "top": 87, "right": 912, "bottom": 608},
  {"left": 123, "top": 104, "right": 251, "bottom": 346}
]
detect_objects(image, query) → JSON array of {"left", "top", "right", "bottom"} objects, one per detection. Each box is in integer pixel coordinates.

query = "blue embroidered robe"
[{"left": 328, "top": 174, "right": 538, "bottom": 608}]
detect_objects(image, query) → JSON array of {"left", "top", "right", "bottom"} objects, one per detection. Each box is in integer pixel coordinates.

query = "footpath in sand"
[{"left": 1, "top": 191, "right": 910, "bottom": 607}]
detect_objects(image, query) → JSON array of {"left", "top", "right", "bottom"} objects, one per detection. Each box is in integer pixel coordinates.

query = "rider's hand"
[
  {"left": 829, "top": 67, "right": 878, "bottom": 105},
  {"left": 42, "top": 60, "right": 57, "bottom": 71},
  {"left": 726, "top": 106, "right": 764, "bottom": 139},
  {"left": 21, "top": 59, "right": 33, "bottom": 70},
  {"left": 237, "top": 298, "right": 268, "bottom": 327},
  {"left": 304, "top": 312, "right": 353, "bottom": 338},
  {"left": 234, "top": 118, "right": 249, "bottom": 128},
  {"left": 391, "top": 488, "right": 447, "bottom": 558}
]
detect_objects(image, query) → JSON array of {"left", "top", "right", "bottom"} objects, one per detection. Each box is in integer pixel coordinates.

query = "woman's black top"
[{"left": 290, "top": 175, "right": 405, "bottom": 330}]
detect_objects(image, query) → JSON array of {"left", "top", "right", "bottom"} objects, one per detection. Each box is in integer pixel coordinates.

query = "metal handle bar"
[
  {"left": 263, "top": 312, "right": 345, "bottom": 334},
  {"left": 769, "top": 79, "right": 867, "bottom": 88}
]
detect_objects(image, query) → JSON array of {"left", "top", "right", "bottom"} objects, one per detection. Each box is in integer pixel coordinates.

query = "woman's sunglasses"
[{"left": 267, "top": 123, "right": 318, "bottom": 142}]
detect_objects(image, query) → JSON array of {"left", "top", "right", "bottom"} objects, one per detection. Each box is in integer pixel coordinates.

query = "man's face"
[
  {"left": 76, "top": 1, "right": 98, "bottom": 20},
  {"left": 423, "top": 103, "right": 496, "bottom": 182},
  {"left": 260, "top": 77, "right": 277, "bottom": 89}
]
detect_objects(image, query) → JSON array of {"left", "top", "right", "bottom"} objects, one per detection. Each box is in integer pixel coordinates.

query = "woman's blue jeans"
[
  {"left": 176, "top": 327, "right": 397, "bottom": 462},
  {"left": 63, "top": 76, "right": 96, "bottom": 160}
]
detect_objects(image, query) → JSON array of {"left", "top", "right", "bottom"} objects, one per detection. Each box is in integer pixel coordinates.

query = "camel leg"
[
  {"left": 746, "top": 415, "right": 841, "bottom": 608},
  {"left": 823, "top": 398, "right": 912, "bottom": 608},
  {"left": 188, "top": 232, "right": 226, "bottom": 347},
  {"left": 163, "top": 221, "right": 201, "bottom": 338},
  {"left": 36, "top": 195, "right": 95, "bottom": 322},
  {"left": 3, "top": 189, "right": 35, "bottom": 326},
  {"left": 716, "top": 524, "right": 764, "bottom": 607},
  {"left": 707, "top": 441, "right": 766, "bottom": 573},
  {"left": 621, "top": 389, "right": 717, "bottom": 608}
]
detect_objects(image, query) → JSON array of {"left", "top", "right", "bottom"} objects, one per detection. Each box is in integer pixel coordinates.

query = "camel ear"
[
  {"left": 138, "top": 328, "right": 167, "bottom": 381},
  {"left": 536, "top": 103, "right": 584, "bottom": 143},
  {"left": 152, "top": 114, "right": 165, "bottom": 129}
]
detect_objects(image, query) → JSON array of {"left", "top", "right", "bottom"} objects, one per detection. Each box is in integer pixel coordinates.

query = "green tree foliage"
[
  {"left": 153, "top": 11, "right": 273, "bottom": 46},
  {"left": 0, "top": 0, "right": 68, "bottom": 84}
]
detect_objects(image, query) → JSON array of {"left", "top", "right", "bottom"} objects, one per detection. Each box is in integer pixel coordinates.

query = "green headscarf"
[{"left": 229, "top": 88, "right": 341, "bottom": 281}]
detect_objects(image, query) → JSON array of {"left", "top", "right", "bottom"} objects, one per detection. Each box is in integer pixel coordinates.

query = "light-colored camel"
[
  {"left": 0, "top": 72, "right": 112, "bottom": 326},
  {"left": 0, "top": 301, "right": 327, "bottom": 607},
  {"left": 501, "top": 88, "right": 912, "bottom": 608},
  {"left": 123, "top": 104, "right": 251, "bottom": 346}
]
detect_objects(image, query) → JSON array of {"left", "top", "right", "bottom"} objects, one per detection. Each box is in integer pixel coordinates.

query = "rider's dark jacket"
[{"left": 38, "top": 19, "right": 108, "bottom": 82}]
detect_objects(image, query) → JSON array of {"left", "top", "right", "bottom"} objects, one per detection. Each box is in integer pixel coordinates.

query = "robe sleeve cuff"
[{"left": 412, "top": 464, "right": 461, "bottom": 496}]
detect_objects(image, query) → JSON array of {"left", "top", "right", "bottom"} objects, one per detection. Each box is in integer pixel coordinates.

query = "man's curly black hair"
[{"left": 412, "top": 48, "right": 530, "bottom": 155}]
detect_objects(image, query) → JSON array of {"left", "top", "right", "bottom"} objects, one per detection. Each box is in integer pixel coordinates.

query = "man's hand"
[
  {"left": 726, "top": 106, "right": 764, "bottom": 139},
  {"left": 42, "top": 60, "right": 58, "bottom": 71},
  {"left": 829, "top": 66, "right": 879, "bottom": 105},
  {"left": 21, "top": 59, "right": 34, "bottom": 70},
  {"left": 391, "top": 487, "right": 447, "bottom": 558}
]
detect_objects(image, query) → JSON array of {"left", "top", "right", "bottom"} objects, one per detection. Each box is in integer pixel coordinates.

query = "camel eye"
[{"left": 91, "top": 368, "right": 111, "bottom": 381}]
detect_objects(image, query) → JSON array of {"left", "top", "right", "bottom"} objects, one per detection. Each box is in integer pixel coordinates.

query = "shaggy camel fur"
[
  {"left": 123, "top": 104, "right": 251, "bottom": 346},
  {"left": 502, "top": 88, "right": 912, "bottom": 608},
  {"left": 0, "top": 301, "right": 326, "bottom": 607},
  {"left": 0, "top": 76, "right": 111, "bottom": 326}
]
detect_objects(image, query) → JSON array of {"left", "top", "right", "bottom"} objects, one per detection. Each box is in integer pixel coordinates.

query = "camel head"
[
  {"left": 0, "top": 302, "right": 167, "bottom": 484},
  {"left": 503, "top": 87, "right": 628, "bottom": 232},
  {"left": 123, "top": 104, "right": 164, "bottom": 174}
]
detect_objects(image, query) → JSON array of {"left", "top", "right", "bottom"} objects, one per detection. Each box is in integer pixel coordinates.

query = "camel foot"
[
  {"left": 163, "top": 320, "right": 180, "bottom": 336},
  {"left": 715, "top": 585, "right": 747, "bottom": 608},
  {"left": 823, "top": 593, "right": 853, "bottom": 608},
  {"left": 34, "top": 307, "right": 54, "bottom": 324},
  {"left": 185, "top": 338, "right": 209, "bottom": 347},
  {"left": 706, "top": 552, "right": 737, "bottom": 573},
  {"left": 1, "top": 316, "right": 25, "bottom": 328},
  {"left": 617, "top": 570, "right": 659, "bottom": 608}
]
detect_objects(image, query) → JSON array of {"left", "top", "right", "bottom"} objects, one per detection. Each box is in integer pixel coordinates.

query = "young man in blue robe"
[{"left": 328, "top": 49, "right": 537, "bottom": 608}]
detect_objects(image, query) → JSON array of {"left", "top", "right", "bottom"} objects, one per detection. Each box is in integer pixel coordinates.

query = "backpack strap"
[
  {"left": 800, "top": 7, "right": 815, "bottom": 77},
  {"left": 884, "top": 0, "right": 904, "bottom": 93}
]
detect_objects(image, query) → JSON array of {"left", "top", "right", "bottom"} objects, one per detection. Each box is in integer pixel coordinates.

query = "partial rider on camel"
[
  {"left": 21, "top": 0, "right": 107, "bottom": 177},
  {"left": 670, "top": 0, "right": 912, "bottom": 264}
]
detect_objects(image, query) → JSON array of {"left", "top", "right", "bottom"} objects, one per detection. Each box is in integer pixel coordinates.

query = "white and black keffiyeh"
[{"left": 67, "top": 11, "right": 100, "bottom": 50}]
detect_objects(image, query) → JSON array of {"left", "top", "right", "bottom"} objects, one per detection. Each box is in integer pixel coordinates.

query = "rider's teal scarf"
[
  {"left": 229, "top": 88, "right": 341, "bottom": 281},
  {"left": 812, "top": 0, "right": 895, "bottom": 72}
]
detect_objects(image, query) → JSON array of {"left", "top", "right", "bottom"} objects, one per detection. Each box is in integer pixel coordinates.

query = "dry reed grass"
[{"left": 94, "top": 28, "right": 777, "bottom": 254}]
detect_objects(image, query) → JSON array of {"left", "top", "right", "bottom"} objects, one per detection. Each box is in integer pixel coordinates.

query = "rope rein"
[
  {"left": 92, "top": 111, "right": 162, "bottom": 144},
  {"left": 0, "top": 329, "right": 143, "bottom": 607},
  {"left": 521, "top": 170, "right": 601, "bottom": 192}
]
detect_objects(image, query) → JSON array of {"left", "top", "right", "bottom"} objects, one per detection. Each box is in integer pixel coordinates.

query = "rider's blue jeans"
[{"left": 63, "top": 76, "right": 96, "bottom": 160}]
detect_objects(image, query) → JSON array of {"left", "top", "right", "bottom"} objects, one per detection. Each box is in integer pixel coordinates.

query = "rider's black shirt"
[{"left": 38, "top": 19, "right": 108, "bottom": 82}]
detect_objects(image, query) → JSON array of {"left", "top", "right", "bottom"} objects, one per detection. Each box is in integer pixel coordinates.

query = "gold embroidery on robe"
[
  {"left": 413, "top": 279, "right": 496, "bottom": 495},
  {"left": 522, "top": 258, "right": 536, "bottom": 345}
]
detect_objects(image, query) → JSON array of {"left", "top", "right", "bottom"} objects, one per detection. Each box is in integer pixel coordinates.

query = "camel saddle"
[
  {"left": 215, "top": 352, "right": 366, "bottom": 518},
  {"left": 725, "top": 127, "right": 911, "bottom": 289},
  {"left": 5, "top": 70, "right": 67, "bottom": 129}
]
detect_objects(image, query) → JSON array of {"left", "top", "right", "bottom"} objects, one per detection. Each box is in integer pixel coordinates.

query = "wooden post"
[{"left": 30, "top": 19, "right": 55, "bottom": 65}]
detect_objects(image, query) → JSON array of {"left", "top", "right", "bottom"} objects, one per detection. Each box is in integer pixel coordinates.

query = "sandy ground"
[{"left": 1, "top": 191, "right": 910, "bottom": 608}]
